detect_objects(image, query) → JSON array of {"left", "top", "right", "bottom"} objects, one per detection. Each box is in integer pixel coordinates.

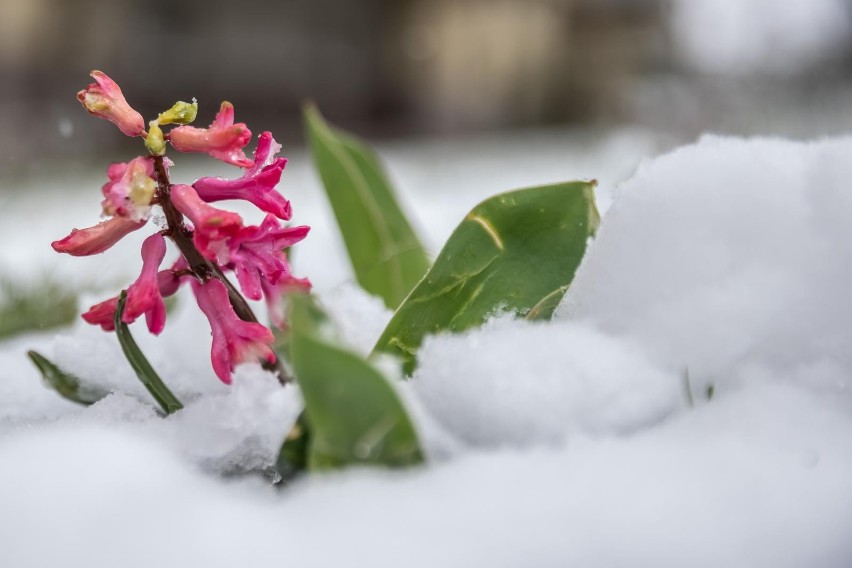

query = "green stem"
[{"left": 115, "top": 291, "right": 184, "bottom": 414}]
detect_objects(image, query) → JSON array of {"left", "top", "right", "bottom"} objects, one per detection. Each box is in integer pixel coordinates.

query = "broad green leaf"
[
  {"left": 304, "top": 104, "right": 430, "bottom": 309},
  {"left": 26, "top": 350, "right": 108, "bottom": 406},
  {"left": 374, "top": 181, "right": 599, "bottom": 374},
  {"left": 285, "top": 293, "right": 423, "bottom": 470},
  {"left": 115, "top": 291, "right": 183, "bottom": 415}
]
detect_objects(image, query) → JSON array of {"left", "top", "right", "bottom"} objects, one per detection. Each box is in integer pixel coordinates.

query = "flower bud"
[
  {"left": 144, "top": 122, "right": 166, "bottom": 156},
  {"left": 157, "top": 99, "right": 198, "bottom": 126},
  {"left": 77, "top": 71, "right": 145, "bottom": 137}
]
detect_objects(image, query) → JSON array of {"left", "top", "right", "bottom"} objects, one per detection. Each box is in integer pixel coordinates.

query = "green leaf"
[
  {"left": 304, "top": 103, "right": 430, "bottom": 309},
  {"left": 286, "top": 293, "right": 424, "bottom": 470},
  {"left": 115, "top": 291, "right": 183, "bottom": 415},
  {"left": 275, "top": 411, "right": 311, "bottom": 482},
  {"left": 373, "top": 181, "right": 600, "bottom": 374},
  {"left": 26, "top": 350, "right": 108, "bottom": 406}
]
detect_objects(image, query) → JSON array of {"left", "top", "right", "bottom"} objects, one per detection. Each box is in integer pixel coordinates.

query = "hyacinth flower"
[
  {"left": 53, "top": 70, "right": 310, "bottom": 387},
  {"left": 77, "top": 70, "right": 146, "bottom": 137},
  {"left": 194, "top": 279, "right": 276, "bottom": 384},
  {"left": 169, "top": 101, "right": 253, "bottom": 167},
  {"left": 193, "top": 131, "right": 293, "bottom": 219}
]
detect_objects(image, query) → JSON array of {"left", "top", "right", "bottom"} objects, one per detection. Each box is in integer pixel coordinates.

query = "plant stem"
[{"left": 152, "top": 155, "right": 292, "bottom": 385}]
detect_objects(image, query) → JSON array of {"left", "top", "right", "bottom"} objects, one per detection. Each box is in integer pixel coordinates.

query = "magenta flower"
[
  {"left": 122, "top": 233, "right": 168, "bottom": 334},
  {"left": 52, "top": 216, "right": 146, "bottom": 256},
  {"left": 77, "top": 71, "right": 145, "bottom": 137},
  {"left": 101, "top": 156, "right": 157, "bottom": 220},
  {"left": 194, "top": 279, "right": 276, "bottom": 384},
  {"left": 82, "top": 256, "right": 190, "bottom": 332},
  {"left": 169, "top": 184, "right": 243, "bottom": 260},
  {"left": 169, "top": 101, "right": 252, "bottom": 167},
  {"left": 192, "top": 131, "right": 292, "bottom": 219},
  {"left": 81, "top": 297, "right": 120, "bottom": 331},
  {"left": 225, "top": 214, "right": 310, "bottom": 300}
]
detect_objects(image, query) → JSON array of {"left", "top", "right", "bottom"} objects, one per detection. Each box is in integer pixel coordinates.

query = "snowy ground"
[{"left": 2, "top": 128, "right": 852, "bottom": 567}]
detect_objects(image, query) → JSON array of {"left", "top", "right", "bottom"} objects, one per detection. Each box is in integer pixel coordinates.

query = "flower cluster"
[{"left": 54, "top": 71, "right": 310, "bottom": 384}]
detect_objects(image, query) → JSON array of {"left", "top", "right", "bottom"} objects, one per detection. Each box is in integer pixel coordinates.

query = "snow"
[
  {"left": 670, "top": 0, "right": 850, "bottom": 75},
  {"left": 3, "top": 130, "right": 852, "bottom": 565}
]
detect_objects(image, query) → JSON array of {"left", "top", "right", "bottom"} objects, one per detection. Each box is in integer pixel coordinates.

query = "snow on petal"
[
  {"left": 51, "top": 216, "right": 146, "bottom": 256},
  {"left": 101, "top": 157, "right": 157, "bottom": 221},
  {"left": 76, "top": 70, "right": 145, "bottom": 137},
  {"left": 194, "top": 278, "right": 276, "bottom": 384},
  {"left": 168, "top": 101, "right": 252, "bottom": 167}
]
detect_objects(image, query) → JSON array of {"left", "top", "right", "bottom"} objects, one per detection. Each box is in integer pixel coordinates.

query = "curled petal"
[
  {"left": 169, "top": 101, "right": 252, "bottom": 167},
  {"left": 76, "top": 70, "right": 145, "bottom": 137},
  {"left": 194, "top": 279, "right": 275, "bottom": 384},
  {"left": 227, "top": 215, "right": 309, "bottom": 300},
  {"left": 170, "top": 184, "right": 243, "bottom": 260},
  {"left": 52, "top": 216, "right": 146, "bottom": 256},
  {"left": 123, "top": 233, "right": 168, "bottom": 334},
  {"left": 192, "top": 131, "right": 291, "bottom": 219}
]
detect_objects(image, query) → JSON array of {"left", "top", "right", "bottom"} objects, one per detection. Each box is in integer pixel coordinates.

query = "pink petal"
[
  {"left": 168, "top": 101, "right": 252, "bottom": 167},
  {"left": 52, "top": 216, "right": 146, "bottom": 256},
  {"left": 76, "top": 71, "right": 145, "bottom": 137},
  {"left": 123, "top": 233, "right": 168, "bottom": 334}
]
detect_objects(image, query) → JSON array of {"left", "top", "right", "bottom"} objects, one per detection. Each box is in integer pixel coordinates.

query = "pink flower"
[
  {"left": 101, "top": 157, "right": 157, "bottom": 220},
  {"left": 194, "top": 278, "right": 276, "bottom": 384},
  {"left": 81, "top": 297, "right": 120, "bottom": 331},
  {"left": 170, "top": 184, "right": 244, "bottom": 260},
  {"left": 192, "top": 131, "right": 292, "bottom": 219},
  {"left": 224, "top": 214, "right": 310, "bottom": 300},
  {"left": 169, "top": 101, "right": 252, "bottom": 167},
  {"left": 77, "top": 71, "right": 145, "bottom": 137},
  {"left": 82, "top": 256, "right": 191, "bottom": 332},
  {"left": 123, "top": 233, "right": 168, "bottom": 334},
  {"left": 52, "top": 216, "right": 146, "bottom": 256}
]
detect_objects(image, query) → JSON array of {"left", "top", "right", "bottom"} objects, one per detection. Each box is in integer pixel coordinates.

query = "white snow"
[
  {"left": 670, "top": 0, "right": 850, "bottom": 75},
  {"left": 3, "top": 130, "right": 852, "bottom": 566}
]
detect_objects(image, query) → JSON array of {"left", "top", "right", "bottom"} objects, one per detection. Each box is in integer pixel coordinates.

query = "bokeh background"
[{"left": 3, "top": 0, "right": 852, "bottom": 177}]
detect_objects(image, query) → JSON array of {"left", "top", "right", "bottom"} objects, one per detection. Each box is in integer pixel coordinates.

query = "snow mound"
[
  {"left": 413, "top": 317, "right": 680, "bottom": 447},
  {"left": 561, "top": 135, "right": 852, "bottom": 400}
]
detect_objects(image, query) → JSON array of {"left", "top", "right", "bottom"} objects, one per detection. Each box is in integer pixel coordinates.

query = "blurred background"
[{"left": 3, "top": 0, "right": 852, "bottom": 177}]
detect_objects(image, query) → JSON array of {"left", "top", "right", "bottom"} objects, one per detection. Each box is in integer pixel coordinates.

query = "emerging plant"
[{"left": 53, "top": 71, "right": 310, "bottom": 386}]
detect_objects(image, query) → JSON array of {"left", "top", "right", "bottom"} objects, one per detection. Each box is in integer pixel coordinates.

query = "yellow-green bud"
[
  {"left": 157, "top": 99, "right": 198, "bottom": 125},
  {"left": 144, "top": 122, "right": 166, "bottom": 156}
]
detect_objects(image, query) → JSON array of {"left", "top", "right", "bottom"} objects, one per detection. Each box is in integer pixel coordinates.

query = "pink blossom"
[
  {"left": 192, "top": 131, "right": 292, "bottom": 219},
  {"left": 169, "top": 101, "right": 252, "bottom": 167},
  {"left": 101, "top": 157, "right": 157, "bottom": 220},
  {"left": 123, "top": 233, "right": 168, "bottom": 334},
  {"left": 82, "top": 256, "right": 191, "bottom": 332},
  {"left": 52, "top": 216, "right": 146, "bottom": 256},
  {"left": 81, "top": 297, "right": 120, "bottom": 331},
  {"left": 224, "top": 214, "right": 310, "bottom": 300},
  {"left": 194, "top": 278, "right": 276, "bottom": 384},
  {"left": 77, "top": 71, "right": 145, "bottom": 137},
  {"left": 157, "top": 256, "right": 190, "bottom": 298},
  {"left": 169, "top": 184, "right": 243, "bottom": 260}
]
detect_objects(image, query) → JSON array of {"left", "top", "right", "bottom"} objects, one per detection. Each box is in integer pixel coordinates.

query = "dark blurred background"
[{"left": 3, "top": 0, "right": 852, "bottom": 176}]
